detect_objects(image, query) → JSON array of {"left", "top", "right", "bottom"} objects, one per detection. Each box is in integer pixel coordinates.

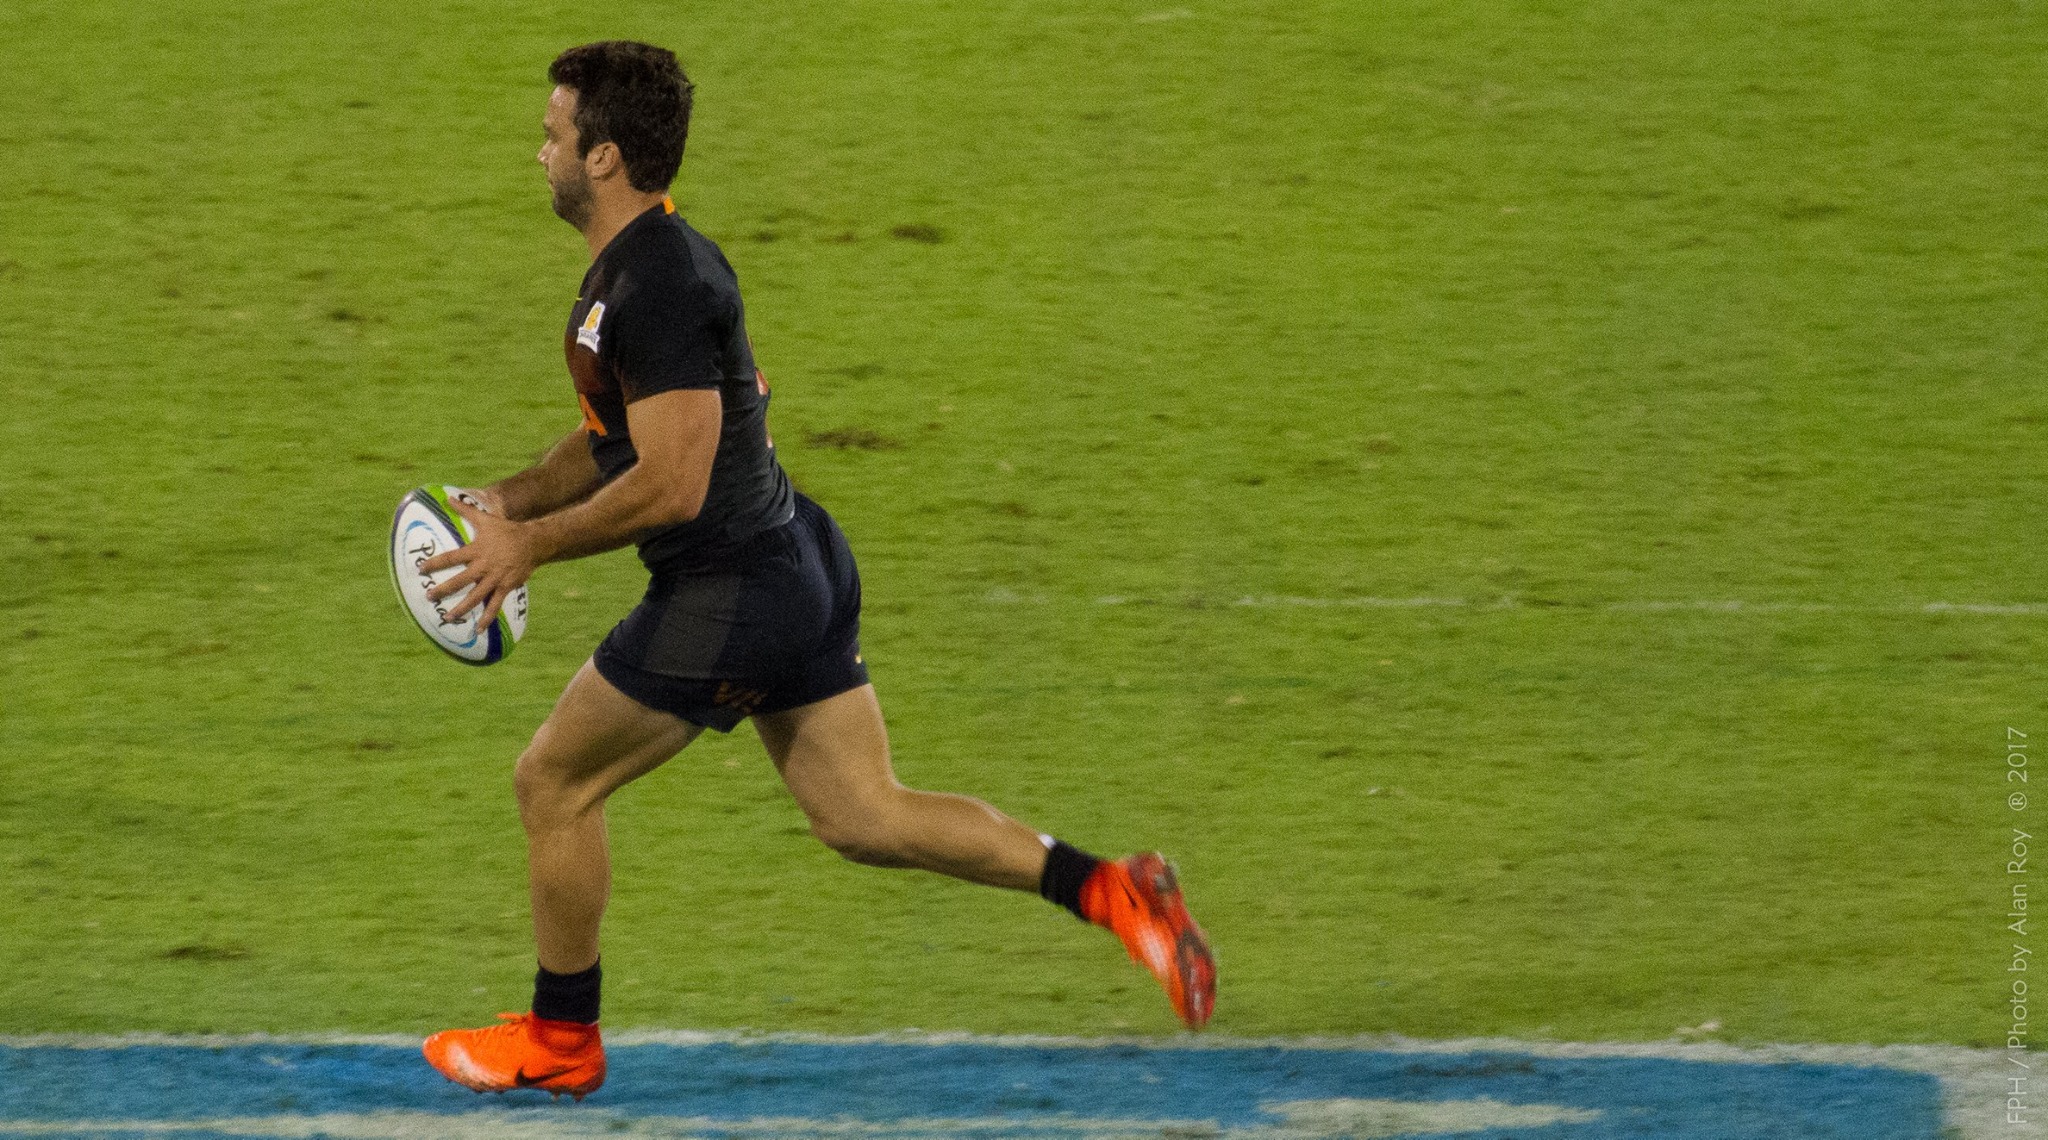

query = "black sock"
[
  {"left": 532, "top": 959, "right": 602, "bottom": 1025},
  {"left": 1038, "top": 838, "right": 1102, "bottom": 921}
]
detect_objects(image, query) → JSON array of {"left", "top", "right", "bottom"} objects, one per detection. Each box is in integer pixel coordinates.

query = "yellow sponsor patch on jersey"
[{"left": 575, "top": 301, "right": 605, "bottom": 353}]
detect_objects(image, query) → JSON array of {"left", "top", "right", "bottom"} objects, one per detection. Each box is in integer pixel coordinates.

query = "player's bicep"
[
  {"left": 610, "top": 286, "right": 726, "bottom": 400},
  {"left": 624, "top": 388, "right": 722, "bottom": 521}
]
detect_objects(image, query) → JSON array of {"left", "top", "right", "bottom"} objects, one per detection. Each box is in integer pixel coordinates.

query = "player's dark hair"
[{"left": 548, "top": 41, "right": 694, "bottom": 192}]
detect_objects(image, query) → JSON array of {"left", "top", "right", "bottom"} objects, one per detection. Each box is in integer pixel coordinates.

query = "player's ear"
[{"left": 586, "top": 140, "right": 624, "bottom": 182}]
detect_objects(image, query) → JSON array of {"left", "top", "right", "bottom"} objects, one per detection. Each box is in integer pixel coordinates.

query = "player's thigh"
[
  {"left": 752, "top": 683, "right": 899, "bottom": 823},
  {"left": 522, "top": 658, "right": 702, "bottom": 805}
]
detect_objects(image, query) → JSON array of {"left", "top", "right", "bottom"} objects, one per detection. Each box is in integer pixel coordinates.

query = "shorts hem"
[
  {"left": 591, "top": 644, "right": 742, "bottom": 733},
  {"left": 592, "top": 642, "right": 868, "bottom": 733},
  {"left": 750, "top": 669, "right": 871, "bottom": 719}
]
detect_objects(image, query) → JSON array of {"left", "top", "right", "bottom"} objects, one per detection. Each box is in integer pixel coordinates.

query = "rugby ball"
[{"left": 389, "top": 485, "right": 528, "bottom": 665}]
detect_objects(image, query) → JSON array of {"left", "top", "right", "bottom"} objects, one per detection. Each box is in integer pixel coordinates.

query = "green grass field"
[{"left": 0, "top": 0, "right": 2041, "bottom": 1048}]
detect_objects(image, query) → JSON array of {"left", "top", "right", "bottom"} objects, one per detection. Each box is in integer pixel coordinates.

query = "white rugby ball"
[{"left": 389, "top": 485, "right": 528, "bottom": 665}]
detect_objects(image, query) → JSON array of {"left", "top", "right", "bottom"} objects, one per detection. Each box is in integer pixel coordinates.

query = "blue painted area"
[{"left": 0, "top": 1038, "right": 1944, "bottom": 1138}]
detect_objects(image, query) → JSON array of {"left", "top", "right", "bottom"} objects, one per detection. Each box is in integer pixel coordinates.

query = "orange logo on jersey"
[
  {"left": 578, "top": 392, "right": 607, "bottom": 436},
  {"left": 748, "top": 334, "right": 770, "bottom": 396},
  {"left": 747, "top": 334, "right": 772, "bottom": 446}
]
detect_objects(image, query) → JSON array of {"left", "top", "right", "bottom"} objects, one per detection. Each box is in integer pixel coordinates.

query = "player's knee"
[
  {"left": 512, "top": 755, "right": 549, "bottom": 820},
  {"left": 513, "top": 747, "right": 582, "bottom": 827}
]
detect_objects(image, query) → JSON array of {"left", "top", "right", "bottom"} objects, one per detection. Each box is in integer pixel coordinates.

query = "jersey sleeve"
[{"left": 605, "top": 268, "right": 730, "bottom": 402}]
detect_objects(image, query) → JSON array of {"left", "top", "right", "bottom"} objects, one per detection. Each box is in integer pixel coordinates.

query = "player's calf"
[{"left": 808, "top": 808, "right": 918, "bottom": 868}]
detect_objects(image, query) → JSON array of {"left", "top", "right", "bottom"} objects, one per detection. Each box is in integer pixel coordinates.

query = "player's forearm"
[
  {"left": 523, "top": 461, "right": 705, "bottom": 566},
  {"left": 487, "top": 431, "right": 602, "bottom": 522}
]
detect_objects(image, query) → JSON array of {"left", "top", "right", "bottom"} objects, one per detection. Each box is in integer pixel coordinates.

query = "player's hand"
[
  {"left": 421, "top": 498, "right": 539, "bottom": 629},
  {"left": 460, "top": 485, "right": 510, "bottom": 517}
]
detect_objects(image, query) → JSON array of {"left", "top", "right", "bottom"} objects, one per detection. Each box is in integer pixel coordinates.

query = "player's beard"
[{"left": 550, "top": 164, "right": 595, "bottom": 231}]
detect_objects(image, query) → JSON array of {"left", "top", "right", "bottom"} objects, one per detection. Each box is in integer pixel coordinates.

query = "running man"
[{"left": 416, "top": 41, "right": 1215, "bottom": 1101}]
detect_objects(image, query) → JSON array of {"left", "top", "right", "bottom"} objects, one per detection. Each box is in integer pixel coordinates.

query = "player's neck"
[{"left": 581, "top": 189, "right": 670, "bottom": 259}]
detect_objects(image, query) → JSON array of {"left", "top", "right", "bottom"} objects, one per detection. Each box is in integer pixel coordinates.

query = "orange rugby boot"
[
  {"left": 1080, "top": 852, "right": 1217, "bottom": 1029},
  {"left": 422, "top": 1012, "right": 605, "bottom": 1100}
]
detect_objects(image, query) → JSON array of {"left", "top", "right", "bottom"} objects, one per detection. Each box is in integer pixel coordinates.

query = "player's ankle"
[
  {"left": 529, "top": 1015, "right": 601, "bottom": 1054},
  {"left": 532, "top": 959, "right": 602, "bottom": 1026},
  {"left": 1037, "top": 836, "right": 1104, "bottom": 922}
]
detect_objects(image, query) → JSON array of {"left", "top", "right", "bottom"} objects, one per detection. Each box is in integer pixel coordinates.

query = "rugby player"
[{"left": 416, "top": 41, "right": 1215, "bottom": 1101}]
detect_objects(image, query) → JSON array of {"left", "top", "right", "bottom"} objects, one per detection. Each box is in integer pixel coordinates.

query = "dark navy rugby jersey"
[{"left": 564, "top": 198, "right": 793, "bottom": 570}]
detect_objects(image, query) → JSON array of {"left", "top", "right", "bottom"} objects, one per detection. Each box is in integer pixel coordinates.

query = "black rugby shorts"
[{"left": 593, "top": 493, "right": 869, "bottom": 731}]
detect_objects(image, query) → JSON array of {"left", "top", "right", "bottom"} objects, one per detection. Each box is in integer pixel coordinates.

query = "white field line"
[
  {"left": 983, "top": 590, "right": 2048, "bottom": 617},
  {"left": 0, "top": 1030, "right": 2008, "bottom": 1140},
  {"left": 0, "top": 1100, "right": 1603, "bottom": 1139}
]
